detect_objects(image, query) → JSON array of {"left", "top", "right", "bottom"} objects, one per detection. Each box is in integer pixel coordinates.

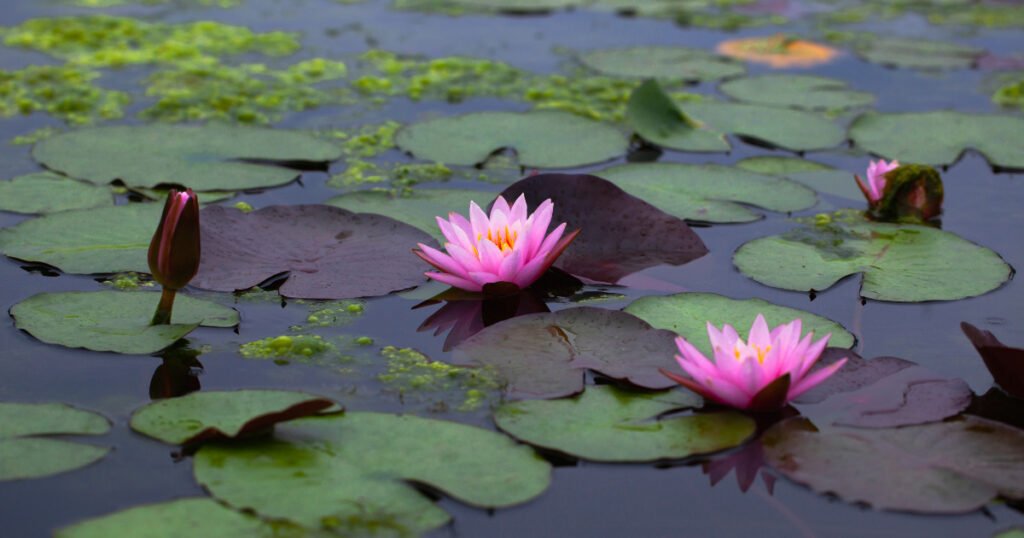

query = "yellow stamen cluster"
[
  {"left": 734, "top": 345, "right": 772, "bottom": 364},
  {"left": 477, "top": 226, "right": 518, "bottom": 255}
]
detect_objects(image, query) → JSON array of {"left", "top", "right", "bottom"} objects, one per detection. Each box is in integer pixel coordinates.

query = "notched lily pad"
[
  {"left": 192, "top": 205, "right": 433, "bottom": 299},
  {"left": 194, "top": 412, "right": 551, "bottom": 535},
  {"left": 10, "top": 290, "right": 238, "bottom": 355},
  {"left": 578, "top": 46, "right": 746, "bottom": 82},
  {"left": 733, "top": 218, "right": 1012, "bottom": 302},
  {"left": 762, "top": 416, "right": 1024, "bottom": 513},
  {"left": 0, "top": 402, "right": 110, "bottom": 481},
  {"left": 961, "top": 322, "right": 1024, "bottom": 398},
  {"left": 326, "top": 188, "right": 486, "bottom": 243},
  {"left": 497, "top": 173, "right": 708, "bottom": 283},
  {"left": 394, "top": 110, "right": 628, "bottom": 168},
  {"left": 450, "top": 306, "right": 687, "bottom": 399},
  {"left": 131, "top": 390, "right": 339, "bottom": 445},
  {"left": 495, "top": 385, "right": 756, "bottom": 462},
  {"left": 719, "top": 74, "right": 874, "bottom": 111},
  {"left": 598, "top": 162, "right": 816, "bottom": 223},
  {"left": 0, "top": 172, "right": 113, "bottom": 214},
  {"left": 624, "top": 292, "right": 854, "bottom": 358},
  {"left": 849, "top": 110, "right": 1024, "bottom": 170},
  {"left": 33, "top": 123, "right": 343, "bottom": 191},
  {"left": 54, "top": 498, "right": 283, "bottom": 538}
]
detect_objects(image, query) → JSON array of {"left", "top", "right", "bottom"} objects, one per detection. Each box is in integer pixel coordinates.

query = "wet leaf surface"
[
  {"left": 855, "top": 37, "right": 985, "bottom": 70},
  {"left": 579, "top": 46, "right": 746, "bottom": 82},
  {"left": 0, "top": 172, "right": 113, "bottom": 214},
  {"left": 495, "top": 385, "right": 756, "bottom": 461},
  {"left": 326, "top": 188, "right": 487, "bottom": 243},
  {"left": 719, "top": 74, "right": 874, "bottom": 111},
  {"left": 0, "top": 402, "right": 110, "bottom": 481},
  {"left": 736, "top": 156, "right": 863, "bottom": 200},
  {"left": 54, "top": 498, "right": 284, "bottom": 538},
  {"left": 192, "top": 205, "right": 433, "bottom": 299}
]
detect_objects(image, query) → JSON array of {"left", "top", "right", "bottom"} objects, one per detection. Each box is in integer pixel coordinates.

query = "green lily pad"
[
  {"left": 0, "top": 172, "right": 112, "bottom": 214},
  {"left": 856, "top": 37, "right": 984, "bottom": 70},
  {"left": 627, "top": 80, "right": 844, "bottom": 153},
  {"left": 131, "top": 390, "right": 338, "bottom": 445},
  {"left": 326, "top": 188, "right": 487, "bottom": 242},
  {"left": 194, "top": 412, "right": 551, "bottom": 535},
  {"left": 11, "top": 290, "right": 239, "bottom": 354},
  {"left": 624, "top": 292, "right": 854, "bottom": 358},
  {"left": 495, "top": 385, "right": 755, "bottom": 462},
  {"left": 578, "top": 46, "right": 746, "bottom": 82},
  {"left": 0, "top": 203, "right": 158, "bottom": 274},
  {"left": 849, "top": 110, "right": 1024, "bottom": 169},
  {"left": 394, "top": 110, "right": 628, "bottom": 168},
  {"left": 0, "top": 402, "right": 110, "bottom": 481},
  {"left": 736, "top": 156, "right": 863, "bottom": 200},
  {"left": 761, "top": 416, "right": 1024, "bottom": 513},
  {"left": 733, "top": 219, "right": 1012, "bottom": 302},
  {"left": 33, "top": 124, "right": 343, "bottom": 191},
  {"left": 597, "top": 162, "right": 816, "bottom": 223},
  {"left": 54, "top": 498, "right": 286, "bottom": 538},
  {"left": 719, "top": 74, "right": 874, "bottom": 111}
]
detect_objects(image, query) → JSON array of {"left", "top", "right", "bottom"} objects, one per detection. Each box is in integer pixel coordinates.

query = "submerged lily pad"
[
  {"left": 394, "top": 110, "right": 628, "bottom": 168},
  {"left": 0, "top": 402, "right": 110, "bottom": 481},
  {"left": 33, "top": 124, "right": 342, "bottom": 191},
  {"left": 450, "top": 307, "right": 686, "bottom": 399},
  {"left": 0, "top": 172, "right": 112, "bottom": 214},
  {"left": 761, "top": 416, "right": 1024, "bottom": 513},
  {"left": 497, "top": 173, "right": 708, "bottom": 283},
  {"left": 624, "top": 293, "right": 854, "bottom": 358},
  {"left": 326, "top": 188, "right": 486, "bottom": 242},
  {"left": 598, "top": 162, "right": 816, "bottom": 223},
  {"left": 734, "top": 219, "right": 1011, "bottom": 301},
  {"left": 849, "top": 111, "right": 1024, "bottom": 169},
  {"left": 131, "top": 390, "right": 338, "bottom": 445},
  {"left": 736, "top": 156, "right": 863, "bottom": 200},
  {"left": 194, "top": 412, "right": 551, "bottom": 534},
  {"left": 578, "top": 46, "right": 746, "bottom": 82},
  {"left": 192, "top": 205, "right": 433, "bottom": 299},
  {"left": 54, "top": 498, "right": 284, "bottom": 538},
  {"left": 856, "top": 37, "right": 984, "bottom": 70},
  {"left": 11, "top": 290, "right": 238, "bottom": 354},
  {"left": 719, "top": 74, "right": 874, "bottom": 111},
  {"left": 495, "top": 385, "right": 756, "bottom": 461}
]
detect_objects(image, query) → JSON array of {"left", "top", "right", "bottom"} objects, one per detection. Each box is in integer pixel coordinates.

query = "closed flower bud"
[{"left": 148, "top": 189, "right": 201, "bottom": 291}]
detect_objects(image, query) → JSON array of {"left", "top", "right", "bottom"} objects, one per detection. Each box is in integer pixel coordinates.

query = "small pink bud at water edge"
[{"left": 148, "top": 188, "right": 201, "bottom": 291}]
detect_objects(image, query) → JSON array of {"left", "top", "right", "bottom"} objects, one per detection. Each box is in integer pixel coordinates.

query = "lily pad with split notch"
[
  {"left": 719, "top": 74, "right": 874, "bottom": 111},
  {"left": 450, "top": 306, "right": 688, "bottom": 399},
  {"left": 598, "top": 162, "right": 816, "bottom": 223},
  {"left": 0, "top": 402, "right": 110, "bottom": 481},
  {"left": 394, "top": 110, "right": 629, "bottom": 168},
  {"left": 10, "top": 290, "right": 238, "bottom": 355},
  {"left": 579, "top": 46, "right": 747, "bottom": 82},
  {"left": 131, "top": 390, "right": 339, "bottom": 445},
  {"left": 495, "top": 385, "right": 756, "bottom": 462},
  {"left": 192, "top": 205, "right": 434, "bottom": 299},
  {"left": 33, "top": 123, "right": 343, "bottom": 191},
  {"left": 193, "top": 412, "right": 551, "bottom": 535},
  {"left": 326, "top": 188, "right": 487, "bottom": 243}
]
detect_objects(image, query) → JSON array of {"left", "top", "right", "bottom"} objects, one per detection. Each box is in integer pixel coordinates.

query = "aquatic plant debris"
[
  {"left": 378, "top": 346, "right": 501, "bottom": 411},
  {"left": 0, "top": 65, "right": 128, "bottom": 126},
  {"left": 0, "top": 402, "right": 110, "bottom": 481}
]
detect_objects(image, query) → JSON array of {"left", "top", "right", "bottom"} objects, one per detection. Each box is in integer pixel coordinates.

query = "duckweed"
[
  {"left": 0, "top": 65, "right": 128, "bottom": 125},
  {"left": 993, "top": 77, "right": 1024, "bottom": 110},
  {"left": 378, "top": 346, "right": 501, "bottom": 411},
  {"left": 294, "top": 299, "right": 366, "bottom": 329},
  {"left": 240, "top": 334, "right": 334, "bottom": 359},
  {"left": 100, "top": 272, "right": 154, "bottom": 289}
]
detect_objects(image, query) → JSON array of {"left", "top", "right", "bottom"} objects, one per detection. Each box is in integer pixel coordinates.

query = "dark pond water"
[{"left": 0, "top": 0, "right": 1023, "bottom": 536}]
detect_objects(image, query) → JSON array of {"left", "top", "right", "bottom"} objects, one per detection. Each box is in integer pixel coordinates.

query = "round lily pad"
[
  {"left": 326, "top": 188, "right": 487, "bottom": 243},
  {"left": 495, "top": 385, "right": 756, "bottom": 462},
  {"left": 33, "top": 124, "right": 343, "bottom": 191},
  {"left": 0, "top": 203, "right": 159, "bottom": 274},
  {"left": 719, "top": 74, "right": 874, "bottom": 111},
  {"left": 624, "top": 292, "right": 854, "bottom": 358},
  {"left": 736, "top": 156, "right": 863, "bottom": 200},
  {"left": 733, "top": 220, "right": 1012, "bottom": 302},
  {"left": 597, "top": 162, "right": 816, "bottom": 223},
  {"left": 761, "top": 416, "right": 1024, "bottom": 513},
  {"left": 394, "top": 110, "right": 628, "bottom": 168},
  {"left": 856, "top": 37, "right": 984, "bottom": 70},
  {"left": 194, "top": 412, "right": 551, "bottom": 535},
  {"left": 192, "top": 205, "right": 433, "bottom": 299},
  {"left": 849, "top": 110, "right": 1024, "bottom": 169},
  {"left": 54, "top": 498, "right": 282, "bottom": 538},
  {"left": 0, "top": 172, "right": 113, "bottom": 214},
  {"left": 131, "top": 390, "right": 337, "bottom": 445},
  {"left": 0, "top": 402, "right": 110, "bottom": 481},
  {"left": 11, "top": 290, "right": 239, "bottom": 355},
  {"left": 578, "top": 46, "right": 746, "bottom": 82}
]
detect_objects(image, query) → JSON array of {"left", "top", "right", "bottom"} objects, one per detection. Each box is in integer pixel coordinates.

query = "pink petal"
[
  {"left": 498, "top": 249, "right": 522, "bottom": 281},
  {"left": 509, "top": 253, "right": 549, "bottom": 289},
  {"left": 467, "top": 271, "right": 502, "bottom": 287},
  {"left": 747, "top": 314, "right": 771, "bottom": 349},
  {"left": 509, "top": 194, "right": 528, "bottom": 223},
  {"left": 437, "top": 216, "right": 470, "bottom": 248},
  {"left": 477, "top": 239, "right": 505, "bottom": 273},
  {"left": 526, "top": 200, "right": 554, "bottom": 257},
  {"left": 425, "top": 271, "right": 481, "bottom": 292},
  {"left": 448, "top": 211, "right": 474, "bottom": 237},
  {"left": 446, "top": 242, "right": 484, "bottom": 274},
  {"left": 490, "top": 195, "right": 511, "bottom": 220},
  {"left": 536, "top": 222, "right": 567, "bottom": 257},
  {"left": 469, "top": 201, "right": 490, "bottom": 240},
  {"left": 788, "top": 357, "right": 847, "bottom": 400},
  {"left": 415, "top": 244, "right": 472, "bottom": 280}
]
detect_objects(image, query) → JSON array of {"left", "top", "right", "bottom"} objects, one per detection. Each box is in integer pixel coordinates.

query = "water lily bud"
[
  {"left": 873, "top": 164, "right": 944, "bottom": 223},
  {"left": 148, "top": 188, "right": 201, "bottom": 290}
]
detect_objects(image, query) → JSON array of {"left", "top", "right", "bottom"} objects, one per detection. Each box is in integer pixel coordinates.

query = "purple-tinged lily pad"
[
  {"left": 450, "top": 306, "right": 686, "bottom": 399},
  {"left": 416, "top": 289, "right": 551, "bottom": 351},
  {"left": 192, "top": 205, "right": 433, "bottom": 299},
  {"left": 962, "top": 322, "right": 1024, "bottom": 399},
  {"left": 761, "top": 416, "right": 1024, "bottom": 513},
  {"left": 497, "top": 173, "right": 708, "bottom": 284}
]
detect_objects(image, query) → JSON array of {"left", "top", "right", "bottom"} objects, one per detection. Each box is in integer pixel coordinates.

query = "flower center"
[
  {"left": 734, "top": 344, "right": 771, "bottom": 364},
  {"left": 477, "top": 225, "right": 518, "bottom": 255}
]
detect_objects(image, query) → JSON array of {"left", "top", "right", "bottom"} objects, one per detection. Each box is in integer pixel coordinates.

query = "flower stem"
[{"left": 151, "top": 288, "right": 177, "bottom": 325}]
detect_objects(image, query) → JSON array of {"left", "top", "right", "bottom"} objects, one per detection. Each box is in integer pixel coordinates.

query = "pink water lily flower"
[
  {"left": 661, "top": 314, "right": 846, "bottom": 411},
  {"left": 414, "top": 194, "right": 579, "bottom": 293},
  {"left": 854, "top": 159, "right": 900, "bottom": 204}
]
